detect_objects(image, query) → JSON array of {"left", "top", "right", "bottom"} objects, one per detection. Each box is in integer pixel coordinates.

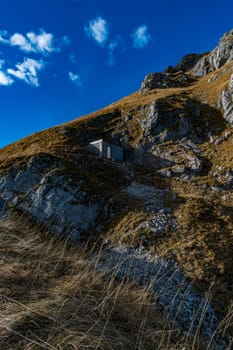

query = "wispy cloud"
[
  {"left": 132, "top": 25, "right": 151, "bottom": 48},
  {"left": 107, "top": 40, "right": 119, "bottom": 66},
  {"left": 0, "top": 29, "right": 70, "bottom": 55},
  {"left": 68, "top": 71, "right": 82, "bottom": 87},
  {"left": 0, "top": 59, "right": 5, "bottom": 69},
  {"left": 0, "top": 30, "right": 9, "bottom": 44},
  {"left": 85, "top": 16, "right": 109, "bottom": 46},
  {"left": 69, "top": 52, "right": 78, "bottom": 64},
  {"left": 0, "top": 70, "right": 14, "bottom": 86},
  {"left": 59, "top": 36, "right": 71, "bottom": 47},
  {"left": 7, "top": 58, "right": 45, "bottom": 86},
  {"left": 0, "top": 28, "right": 70, "bottom": 87}
]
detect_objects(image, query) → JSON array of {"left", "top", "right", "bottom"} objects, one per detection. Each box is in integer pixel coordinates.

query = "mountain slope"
[{"left": 1, "top": 29, "right": 233, "bottom": 348}]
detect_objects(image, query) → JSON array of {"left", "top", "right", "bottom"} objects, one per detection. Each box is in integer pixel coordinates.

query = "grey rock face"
[
  {"left": 218, "top": 73, "right": 233, "bottom": 124},
  {"left": 209, "top": 30, "right": 233, "bottom": 70},
  {"left": 173, "top": 53, "right": 206, "bottom": 72},
  {"left": 140, "top": 101, "right": 197, "bottom": 144},
  {"left": 150, "top": 140, "right": 203, "bottom": 178},
  {"left": 140, "top": 53, "right": 205, "bottom": 94},
  {"left": 141, "top": 29, "right": 233, "bottom": 91},
  {"left": 140, "top": 71, "right": 194, "bottom": 93},
  {"left": 193, "top": 29, "right": 233, "bottom": 76},
  {"left": 20, "top": 170, "right": 103, "bottom": 241},
  {"left": 0, "top": 154, "right": 104, "bottom": 241},
  {"left": 0, "top": 153, "right": 62, "bottom": 201},
  {"left": 192, "top": 55, "right": 210, "bottom": 77}
]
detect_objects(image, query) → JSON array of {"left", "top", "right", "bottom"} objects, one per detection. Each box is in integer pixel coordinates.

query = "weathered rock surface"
[
  {"left": 0, "top": 153, "right": 105, "bottom": 241},
  {"left": 211, "top": 165, "right": 233, "bottom": 189},
  {"left": 218, "top": 73, "right": 233, "bottom": 124},
  {"left": 140, "top": 71, "right": 195, "bottom": 93},
  {"left": 173, "top": 53, "right": 206, "bottom": 72},
  {"left": 150, "top": 140, "right": 203, "bottom": 178},
  {"left": 140, "top": 100, "right": 200, "bottom": 144},
  {"left": 97, "top": 246, "right": 227, "bottom": 349},
  {"left": 193, "top": 30, "right": 233, "bottom": 76},
  {"left": 124, "top": 182, "right": 176, "bottom": 236},
  {"left": 141, "top": 29, "right": 233, "bottom": 89},
  {"left": 140, "top": 53, "right": 206, "bottom": 94}
]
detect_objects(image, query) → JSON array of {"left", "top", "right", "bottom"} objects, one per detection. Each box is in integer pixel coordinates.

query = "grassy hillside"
[
  {"left": 1, "top": 213, "right": 232, "bottom": 349},
  {"left": 1, "top": 54, "right": 233, "bottom": 348}
]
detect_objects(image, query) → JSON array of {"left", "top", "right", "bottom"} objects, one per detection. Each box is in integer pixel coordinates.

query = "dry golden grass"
[
  {"left": 0, "top": 213, "right": 211, "bottom": 350},
  {"left": 1, "top": 213, "right": 233, "bottom": 349}
]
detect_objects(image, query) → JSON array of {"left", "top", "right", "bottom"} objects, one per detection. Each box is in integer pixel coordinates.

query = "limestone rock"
[
  {"left": 140, "top": 71, "right": 195, "bottom": 93},
  {"left": 192, "top": 56, "right": 210, "bottom": 77},
  {"left": 218, "top": 73, "right": 233, "bottom": 124},
  {"left": 98, "top": 246, "right": 222, "bottom": 345},
  {"left": 151, "top": 140, "right": 203, "bottom": 177},
  {"left": 193, "top": 29, "right": 233, "bottom": 76},
  {"left": 173, "top": 53, "right": 206, "bottom": 72},
  {"left": 20, "top": 169, "right": 103, "bottom": 241},
  {"left": 140, "top": 100, "right": 197, "bottom": 144},
  {"left": 0, "top": 153, "right": 104, "bottom": 242},
  {"left": 214, "top": 137, "right": 224, "bottom": 145}
]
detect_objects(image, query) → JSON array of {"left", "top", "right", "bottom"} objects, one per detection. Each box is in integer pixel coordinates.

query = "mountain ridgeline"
[{"left": 1, "top": 29, "right": 233, "bottom": 349}]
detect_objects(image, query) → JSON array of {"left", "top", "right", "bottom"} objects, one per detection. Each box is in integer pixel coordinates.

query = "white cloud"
[
  {"left": 10, "top": 33, "right": 32, "bottom": 52},
  {"left": 0, "top": 70, "right": 14, "bottom": 86},
  {"left": 27, "top": 31, "right": 55, "bottom": 54},
  {"left": 68, "top": 71, "right": 82, "bottom": 87},
  {"left": 0, "top": 29, "right": 70, "bottom": 55},
  {"left": 132, "top": 25, "right": 151, "bottom": 48},
  {"left": 7, "top": 58, "right": 45, "bottom": 87},
  {"left": 85, "top": 16, "right": 109, "bottom": 46},
  {"left": 0, "top": 29, "right": 70, "bottom": 88},
  {"left": 10, "top": 30, "right": 56, "bottom": 55}
]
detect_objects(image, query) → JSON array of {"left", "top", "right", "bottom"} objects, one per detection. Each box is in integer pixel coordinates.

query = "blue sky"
[{"left": 1, "top": 0, "right": 233, "bottom": 147}]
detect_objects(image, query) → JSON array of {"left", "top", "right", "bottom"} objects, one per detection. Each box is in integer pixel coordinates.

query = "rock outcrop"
[
  {"left": 218, "top": 73, "right": 233, "bottom": 124},
  {"left": 193, "top": 30, "right": 233, "bottom": 76},
  {"left": 141, "top": 29, "right": 233, "bottom": 91},
  {"left": 0, "top": 153, "right": 105, "bottom": 241},
  {"left": 140, "top": 71, "right": 195, "bottom": 93},
  {"left": 140, "top": 99, "right": 201, "bottom": 144},
  {"left": 98, "top": 246, "right": 225, "bottom": 349},
  {"left": 173, "top": 53, "right": 206, "bottom": 72}
]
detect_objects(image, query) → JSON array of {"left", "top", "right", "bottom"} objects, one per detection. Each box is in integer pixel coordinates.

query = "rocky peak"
[
  {"left": 141, "top": 29, "right": 233, "bottom": 93},
  {"left": 140, "top": 53, "right": 205, "bottom": 94},
  {"left": 173, "top": 53, "right": 206, "bottom": 72},
  {"left": 193, "top": 29, "right": 233, "bottom": 76}
]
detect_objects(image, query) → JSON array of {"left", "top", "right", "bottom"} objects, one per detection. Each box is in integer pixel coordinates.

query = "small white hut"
[{"left": 88, "top": 139, "right": 124, "bottom": 162}]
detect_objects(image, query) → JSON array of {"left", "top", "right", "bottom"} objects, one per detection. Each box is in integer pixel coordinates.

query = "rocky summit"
[{"left": 1, "top": 29, "right": 233, "bottom": 349}]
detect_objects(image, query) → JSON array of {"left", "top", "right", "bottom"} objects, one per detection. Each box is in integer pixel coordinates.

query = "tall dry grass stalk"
[{"left": 0, "top": 213, "right": 232, "bottom": 349}]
